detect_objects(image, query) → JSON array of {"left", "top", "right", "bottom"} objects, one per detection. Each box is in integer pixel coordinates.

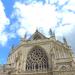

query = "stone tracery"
[{"left": 26, "top": 46, "right": 49, "bottom": 71}]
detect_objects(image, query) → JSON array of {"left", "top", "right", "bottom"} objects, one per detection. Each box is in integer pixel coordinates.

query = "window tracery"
[
  {"left": 26, "top": 46, "right": 49, "bottom": 71},
  {"left": 60, "top": 66, "right": 67, "bottom": 71},
  {"left": 59, "top": 66, "right": 69, "bottom": 75}
]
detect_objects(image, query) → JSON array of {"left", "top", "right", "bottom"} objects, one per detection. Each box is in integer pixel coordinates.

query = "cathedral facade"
[{"left": 0, "top": 30, "right": 75, "bottom": 75}]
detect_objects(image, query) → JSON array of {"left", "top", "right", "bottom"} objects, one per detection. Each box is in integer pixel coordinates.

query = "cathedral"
[{"left": 0, "top": 29, "right": 75, "bottom": 75}]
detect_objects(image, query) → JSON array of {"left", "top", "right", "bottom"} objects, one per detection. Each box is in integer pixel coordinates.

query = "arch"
[
  {"left": 26, "top": 46, "right": 49, "bottom": 72},
  {"left": 59, "top": 66, "right": 68, "bottom": 75},
  {"left": 60, "top": 66, "right": 67, "bottom": 71}
]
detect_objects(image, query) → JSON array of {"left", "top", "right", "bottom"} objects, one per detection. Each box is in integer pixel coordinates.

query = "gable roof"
[{"left": 29, "top": 30, "right": 47, "bottom": 40}]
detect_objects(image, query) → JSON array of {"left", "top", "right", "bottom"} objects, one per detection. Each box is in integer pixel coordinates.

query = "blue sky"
[{"left": 0, "top": 0, "right": 75, "bottom": 64}]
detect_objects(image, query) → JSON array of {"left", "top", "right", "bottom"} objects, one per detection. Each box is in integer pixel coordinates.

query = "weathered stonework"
[{"left": 0, "top": 30, "right": 75, "bottom": 75}]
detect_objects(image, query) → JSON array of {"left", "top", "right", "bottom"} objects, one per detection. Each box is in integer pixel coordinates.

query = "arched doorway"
[{"left": 26, "top": 46, "right": 49, "bottom": 72}]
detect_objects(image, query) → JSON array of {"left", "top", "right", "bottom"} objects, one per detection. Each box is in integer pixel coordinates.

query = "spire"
[
  {"left": 21, "top": 32, "right": 28, "bottom": 41},
  {"left": 49, "top": 29, "right": 55, "bottom": 37},
  {"left": 49, "top": 29, "right": 53, "bottom": 36},
  {"left": 24, "top": 32, "right": 27, "bottom": 39},
  {"left": 11, "top": 45, "right": 14, "bottom": 50},
  {"left": 52, "top": 31, "right": 55, "bottom": 37},
  {"left": 63, "top": 37, "right": 67, "bottom": 45},
  {"left": 9, "top": 44, "right": 14, "bottom": 55},
  {"left": 36, "top": 29, "right": 39, "bottom": 32}
]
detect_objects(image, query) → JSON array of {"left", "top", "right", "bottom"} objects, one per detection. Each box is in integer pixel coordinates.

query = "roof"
[{"left": 28, "top": 30, "right": 47, "bottom": 40}]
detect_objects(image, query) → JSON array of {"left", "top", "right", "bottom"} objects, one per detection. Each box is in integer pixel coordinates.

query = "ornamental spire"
[
  {"left": 49, "top": 29, "right": 55, "bottom": 37},
  {"left": 63, "top": 37, "right": 67, "bottom": 45}
]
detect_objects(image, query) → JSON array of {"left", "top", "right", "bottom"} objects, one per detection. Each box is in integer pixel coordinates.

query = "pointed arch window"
[{"left": 26, "top": 46, "right": 49, "bottom": 71}]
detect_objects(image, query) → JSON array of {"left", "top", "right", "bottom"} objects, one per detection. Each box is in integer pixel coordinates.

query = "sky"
[{"left": 0, "top": 0, "right": 75, "bottom": 64}]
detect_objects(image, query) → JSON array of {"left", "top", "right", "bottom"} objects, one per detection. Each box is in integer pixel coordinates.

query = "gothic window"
[{"left": 26, "top": 46, "right": 49, "bottom": 71}]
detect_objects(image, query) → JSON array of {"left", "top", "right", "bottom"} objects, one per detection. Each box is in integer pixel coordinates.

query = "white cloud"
[
  {"left": 0, "top": 33, "right": 8, "bottom": 46},
  {"left": 0, "top": 32, "right": 16, "bottom": 46},
  {"left": 17, "top": 28, "right": 26, "bottom": 38},
  {"left": 0, "top": 1, "right": 10, "bottom": 32},
  {"left": 0, "top": 0, "right": 75, "bottom": 48},
  {"left": 63, "top": 13, "right": 75, "bottom": 24},
  {"left": 0, "top": 1, "right": 17, "bottom": 46},
  {"left": 63, "top": 0, "right": 75, "bottom": 12},
  {"left": 12, "top": 2, "right": 58, "bottom": 36},
  {"left": 0, "top": 1, "right": 10, "bottom": 46},
  {"left": 58, "top": 0, "right": 69, "bottom": 5},
  {"left": 55, "top": 24, "right": 73, "bottom": 36},
  {"left": 0, "top": 0, "right": 14, "bottom": 46},
  {"left": 10, "top": 0, "right": 75, "bottom": 51},
  {"left": 11, "top": 0, "right": 75, "bottom": 37}
]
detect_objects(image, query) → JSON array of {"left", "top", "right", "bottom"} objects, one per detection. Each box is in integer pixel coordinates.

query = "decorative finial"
[
  {"left": 36, "top": 29, "right": 39, "bottom": 32},
  {"left": 49, "top": 29, "right": 53, "bottom": 36},
  {"left": 11, "top": 45, "right": 14, "bottom": 50},
  {"left": 10, "top": 45, "right": 14, "bottom": 54},
  {"left": 52, "top": 31, "right": 55, "bottom": 37},
  {"left": 24, "top": 32, "right": 27, "bottom": 39},
  {"left": 63, "top": 37, "right": 67, "bottom": 45},
  {"left": 49, "top": 29, "right": 55, "bottom": 37},
  {"left": 21, "top": 32, "right": 28, "bottom": 41}
]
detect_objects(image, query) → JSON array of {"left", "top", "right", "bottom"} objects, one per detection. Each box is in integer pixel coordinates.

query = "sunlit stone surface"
[{"left": 0, "top": 30, "right": 75, "bottom": 75}]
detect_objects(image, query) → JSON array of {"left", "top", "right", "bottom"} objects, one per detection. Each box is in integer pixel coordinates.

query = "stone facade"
[{"left": 0, "top": 30, "right": 75, "bottom": 75}]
